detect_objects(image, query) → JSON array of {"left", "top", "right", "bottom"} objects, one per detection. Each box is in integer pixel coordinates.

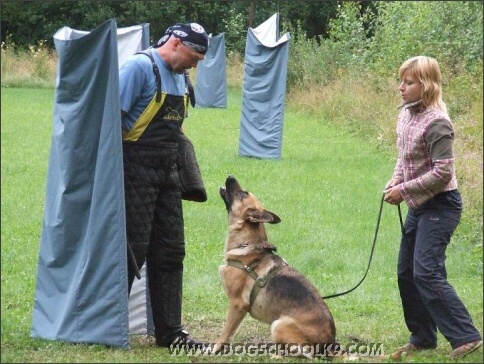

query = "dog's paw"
[{"left": 206, "top": 342, "right": 226, "bottom": 356}]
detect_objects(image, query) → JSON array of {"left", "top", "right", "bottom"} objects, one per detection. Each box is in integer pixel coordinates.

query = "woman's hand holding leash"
[{"left": 383, "top": 184, "right": 404, "bottom": 205}]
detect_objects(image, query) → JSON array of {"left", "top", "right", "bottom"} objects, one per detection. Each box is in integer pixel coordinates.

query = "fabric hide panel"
[
  {"left": 31, "top": 19, "right": 129, "bottom": 348},
  {"left": 194, "top": 33, "right": 227, "bottom": 108},
  {"left": 238, "top": 13, "right": 290, "bottom": 160}
]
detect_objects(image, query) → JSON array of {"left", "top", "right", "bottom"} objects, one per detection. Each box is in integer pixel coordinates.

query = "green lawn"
[{"left": 1, "top": 87, "right": 482, "bottom": 363}]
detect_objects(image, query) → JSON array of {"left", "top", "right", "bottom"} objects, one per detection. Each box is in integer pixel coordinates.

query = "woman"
[{"left": 384, "top": 56, "right": 482, "bottom": 360}]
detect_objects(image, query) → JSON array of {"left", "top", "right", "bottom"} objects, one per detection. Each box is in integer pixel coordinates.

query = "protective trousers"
[
  {"left": 397, "top": 190, "right": 481, "bottom": 349},
  {"left": 123, "top": 142, "right": 186, "bottom": 344}
]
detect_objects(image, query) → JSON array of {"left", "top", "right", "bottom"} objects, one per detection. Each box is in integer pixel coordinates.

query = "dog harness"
[{"left": 227, "top": 254, "right": 288, "bottom": 305}]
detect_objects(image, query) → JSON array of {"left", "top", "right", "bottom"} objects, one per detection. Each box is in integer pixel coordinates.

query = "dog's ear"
[{"left": 248, "top": 210, "right": 281, "bottom": 224}]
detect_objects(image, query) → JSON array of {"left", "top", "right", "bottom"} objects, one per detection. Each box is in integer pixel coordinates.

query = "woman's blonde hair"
[{"left": 399, "top": 56, "right": 447, "bottom": 113}]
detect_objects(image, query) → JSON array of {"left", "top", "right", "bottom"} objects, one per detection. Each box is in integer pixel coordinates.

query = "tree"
[{"left": 1, "top": 0, "right": 340, "bottom": 53}]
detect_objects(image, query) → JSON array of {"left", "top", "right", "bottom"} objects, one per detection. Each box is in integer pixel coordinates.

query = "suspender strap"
[
  {"left": 138, "top": 50, "right": 194, "bottom": 107},
  {"left": 137, "top": 50, "right": 162, "bottom": 102},
  {"left": 122, "top": 50, "right": 190, "bottom": 141},
  {"left": 184, "top": 71, "right": 195, "bottom": 107},
  {"left": 122, "top": 94, "right": 165, "bottom": 141},
  {"left": 122, "top": 51, "right": 165, "bottom": 141}
]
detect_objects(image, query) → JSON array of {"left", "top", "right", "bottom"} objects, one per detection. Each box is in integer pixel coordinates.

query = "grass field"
[{"left": 1, "top": 87, "right": 482, "bottom": 363}]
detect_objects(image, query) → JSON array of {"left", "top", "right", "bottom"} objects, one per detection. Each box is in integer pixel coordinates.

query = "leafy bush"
[
  {"left": 285, "top": 21, "right": 347, "bottom": 91},
  {"left": 363, "top": 1, "right": 483, "bottom": 78},
  {"left": 327, "top": 1, "right": 372, "bottom": 67},
  {"left": 287, "top": 1, "right": 483, "bottom": 248}
]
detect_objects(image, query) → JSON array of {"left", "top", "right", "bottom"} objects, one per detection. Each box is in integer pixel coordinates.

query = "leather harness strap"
[{"left": 226, "top": 255, "right": 288, "bottom": 305}]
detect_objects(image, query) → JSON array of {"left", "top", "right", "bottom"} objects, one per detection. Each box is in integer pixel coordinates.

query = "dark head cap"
[{"left": 153, "top": 22, "right": 208, "bottom": 54}]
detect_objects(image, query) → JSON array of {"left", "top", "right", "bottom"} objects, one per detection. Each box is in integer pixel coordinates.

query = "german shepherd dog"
[{"left": 214, "top": 175, "right": 336, "bottom": 358}]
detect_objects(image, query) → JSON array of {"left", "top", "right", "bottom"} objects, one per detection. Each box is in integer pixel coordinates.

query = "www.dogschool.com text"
[{"left": 168, "top": 342, "right": 385, "bottom": 357}]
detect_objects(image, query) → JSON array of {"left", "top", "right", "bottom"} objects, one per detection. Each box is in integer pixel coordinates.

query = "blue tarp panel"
[
  {"left": 238, "top": 13, "right": 290, "bottom": 160},
  {"left": 194, "top": 33, "right": 227, "bottom": 108},
  {"left": 31, "top": 19, "right": 148, "bottom": 349}
]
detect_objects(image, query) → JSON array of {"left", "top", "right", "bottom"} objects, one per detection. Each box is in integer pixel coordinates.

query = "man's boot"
[{"left": 149, "top": 269, "right": 206, "bottom": 349}]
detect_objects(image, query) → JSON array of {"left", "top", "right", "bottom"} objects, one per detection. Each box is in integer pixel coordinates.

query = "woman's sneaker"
[{"left": 449, "top": 340, "right": 482, "bottom": 360}]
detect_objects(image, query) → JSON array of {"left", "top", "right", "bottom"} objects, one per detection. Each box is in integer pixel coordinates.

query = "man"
[{"left": 119, "top": 23, "right": 208, "bottom": 348}]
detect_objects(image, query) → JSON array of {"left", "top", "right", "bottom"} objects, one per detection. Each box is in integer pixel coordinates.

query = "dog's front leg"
[
  {"left": 213, "top": 299, "right": 249, "bottom": 354},
  {"left": 213, "top": 265, "right": 251, "bottom": 354}
]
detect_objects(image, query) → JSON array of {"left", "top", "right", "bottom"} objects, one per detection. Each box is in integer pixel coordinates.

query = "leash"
[{"left": 322, "top": 193, "right": 405, "bottom": 300}]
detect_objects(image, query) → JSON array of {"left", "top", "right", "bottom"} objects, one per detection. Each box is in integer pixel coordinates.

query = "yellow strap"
[{"left": 122, "top": 93, "right": 166, "bottom": 142}]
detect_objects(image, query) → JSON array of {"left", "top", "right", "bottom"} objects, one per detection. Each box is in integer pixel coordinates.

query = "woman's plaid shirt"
[{"left": 391, "top": 101, "right": 458, "bottom": 209}]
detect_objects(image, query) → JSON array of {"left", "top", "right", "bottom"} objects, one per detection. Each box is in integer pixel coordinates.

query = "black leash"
[
  {"left": 322, "top": 193, "right": 405, "bottom": 300},
  {"left": 397, "top": 203, "right": 405, "bottom": 234}
]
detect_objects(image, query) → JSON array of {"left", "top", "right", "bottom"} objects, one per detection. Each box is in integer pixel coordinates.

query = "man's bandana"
[{"left": 153, "top": 23, "right": 208, "bottom": 55}]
